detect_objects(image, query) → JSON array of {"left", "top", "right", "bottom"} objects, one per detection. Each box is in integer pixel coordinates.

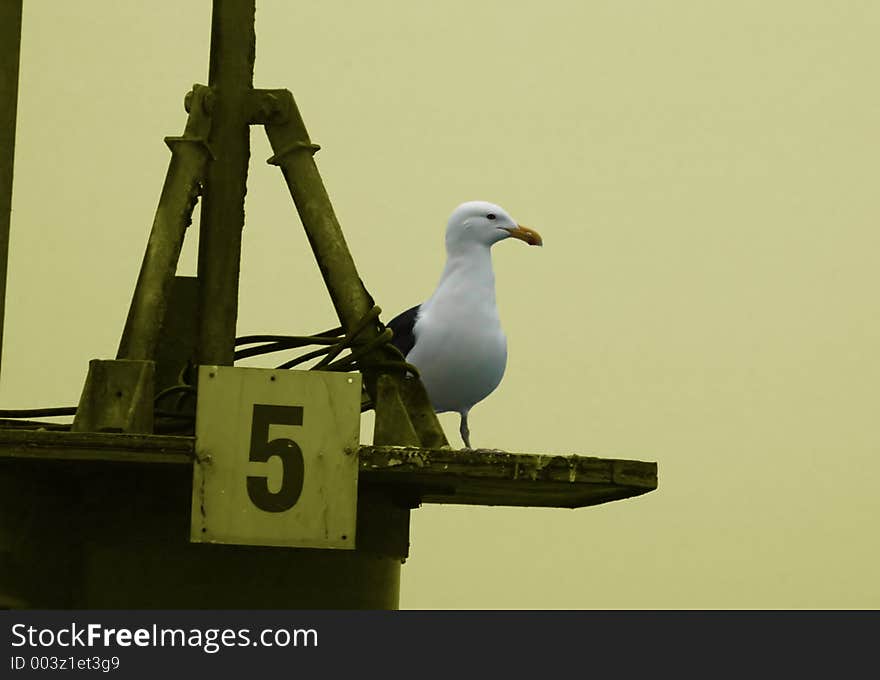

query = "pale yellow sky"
[{"left": 5, "top": 0, "right": 879, "bottom": 607}]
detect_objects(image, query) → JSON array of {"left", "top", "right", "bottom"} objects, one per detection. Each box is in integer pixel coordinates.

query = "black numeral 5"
[{"left": 247, "top": 404, "right": 305, "bottom": 512}]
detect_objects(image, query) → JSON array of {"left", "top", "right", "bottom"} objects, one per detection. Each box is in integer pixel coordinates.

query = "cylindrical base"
[{"left": 0, "top": 460, "right": 403, "bottom": 609}]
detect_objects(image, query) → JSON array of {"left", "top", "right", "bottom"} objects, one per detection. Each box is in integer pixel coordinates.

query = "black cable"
[
  {"left": 0, "top": 308, "right": 412, "bottom": 423},
  {"left": 155, "top": 409, "right": 195, "bottom": 420},
  {"left": 0, "top": 407, "right": 78, "bottom": 418},
  {"left": 275, "top": 345, "right": 335, "bottom": 370},
  {"left": 236, "top": 330, "right": 342, "bottom": 346},
  {"left": 154, "top": 385, "right": 196, "bottom": 404},
  {"left": 233, "top": 328, "right": 343, "bottom": 361}
]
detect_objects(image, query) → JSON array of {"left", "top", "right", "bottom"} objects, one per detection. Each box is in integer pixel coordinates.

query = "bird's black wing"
[{"left": 386, "top": 304, "right": 421, "bottom": 357}]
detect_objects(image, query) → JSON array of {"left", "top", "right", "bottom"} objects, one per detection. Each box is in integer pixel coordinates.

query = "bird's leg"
[{"left": 459, "top": 411, "right": 471, "bottom": 449}]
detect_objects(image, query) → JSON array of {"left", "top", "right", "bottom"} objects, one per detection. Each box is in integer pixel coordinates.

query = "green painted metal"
[
  {"left": 76, "top": 86, "right": 212, "bottom": 436},
  {"left": 0, "top": 426, "right": 658, "bottom": 607},
  {"left": 0, "top": 429, "right": 659, "bottom": 510},
  {"left": 47, "top": 0, "right": 405, "bottom": 610},
  {"left": 0, "top": 0, "right": 661, "bottom": 613},
  {"left": 196, "top": 0, "right": 255, "bottom": 367},
  {"left": 117, "top": 86, "right": 213, "bottom": 361},
  {"left": 0, "top": 0, "right": 22, "bottom": 380},
  {"left": 373, "top": 374, "right": 421, "bottom": 446},
  {"left": 263, "top": 94, "right": 375, "bottom": 335},
  {"left": 71, "top": 359, "right": 155, "bottom": 434},
  {"left": 0, "top": 458, "right": 401, "bottom": 608},
  {"left": 261, "top": 91, "right": 448, "bottom": 449},
  {"left": 152, "top": 275, "right": 200, "bottom": 421}
]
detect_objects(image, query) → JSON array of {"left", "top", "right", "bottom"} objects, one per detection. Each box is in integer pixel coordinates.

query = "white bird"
[{"left": 387, "top": 201, "right": 542, "bottom": 448}]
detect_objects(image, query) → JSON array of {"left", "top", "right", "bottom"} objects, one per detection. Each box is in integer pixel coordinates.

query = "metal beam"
[
  {"left": 0, "top": 429, "right": 659, "bottom": 510},
  {"left": 261, "top": 90, "right": 449, "bottom": 448},
  {"left": 261, "top": 93, "right": 373, "bottom": 333},
  {"left": 117, "top": 86, "right": 213, "bottom": 360},
  {"left": 0, "top": 0, "right": 23, "bottom": 380},
  {"left": 196, "top": 0, "right": 256, "bottom": 366}
]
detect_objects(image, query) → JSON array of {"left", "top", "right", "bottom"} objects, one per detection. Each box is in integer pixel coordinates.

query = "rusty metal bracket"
[
  {"left": 266, "top": 140, "right": 321, "bottom": 162},
  {"left": 246, "top": 88, "right": 292, "bottom": 127},
  {"left": 72, "top": 359, "right": 154, "bottom": 434},
  {"left": 170, "top": 83, "right": 216, "bottom": 157}
]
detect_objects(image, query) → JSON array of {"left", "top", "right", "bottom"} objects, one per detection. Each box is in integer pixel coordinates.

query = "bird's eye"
[{"left": 487, "top": 213, "right": 497, "bottom": 220}]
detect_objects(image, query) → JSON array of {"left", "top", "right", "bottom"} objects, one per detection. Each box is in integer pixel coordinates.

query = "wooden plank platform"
[{"left": 0, "top": 428, "right": 657, "bottom": 509}]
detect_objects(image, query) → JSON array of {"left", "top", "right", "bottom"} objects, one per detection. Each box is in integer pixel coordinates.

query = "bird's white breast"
[{"left": 407, "top": 264, "right": 508, "bottom": 414}]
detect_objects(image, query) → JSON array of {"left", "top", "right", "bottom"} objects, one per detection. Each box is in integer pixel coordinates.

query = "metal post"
[
  {"left": 117, "top": 86, "right": 213, "bottom": 361},
  {"left": 0, "top": 0, "right": 23, "bottom": 380},
  {"left": 196, "top": 0, "right": 255, "bottom": 366}
]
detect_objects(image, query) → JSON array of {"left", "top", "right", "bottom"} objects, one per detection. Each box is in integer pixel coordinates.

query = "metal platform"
[{"left": 0, "top": 426, "right": 656, "bottom": 509}]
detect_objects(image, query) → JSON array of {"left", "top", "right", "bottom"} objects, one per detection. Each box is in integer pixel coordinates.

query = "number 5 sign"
[{"left": 190, "top": 366, "right": 361, "bottom": 549}]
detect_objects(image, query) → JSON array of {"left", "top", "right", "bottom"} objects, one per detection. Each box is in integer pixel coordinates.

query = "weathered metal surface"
[
  {"left": 360, "top": 375, "right": 416, "bottom": 559},
  {"left": 372, "top": 374, "right": 420, "bottom": 446},
  {"left": 0, "top": 418, "right": 71, "bottom": 431},
  {"left": 358, "top": 446, "right": 658, "bottom": 508},
  {"left": 153, "top": 275, "right": 199, "bottom": 417},
  {"left": 262, "top": 91, "right": 371, "bottom": 332},
  {"left": 71, "top": 359, "right": 155, "bottom": 434},
  {"left": 0, "top": 428, "right": 192, "bottom": 463},
  {"left": 0, "top": 456, "right": 401, "bottom": 608},
  {"left": 397, "top": 376, "right": 449, "bottom": 449},
  {"left": 261, "top": 89, "right": 448, "bottom": 449},
  {"left": 117, "top": 86, "right": 213, "bottom": 361},
  {"left": 0, "top": 0, "right": 22, "bottom": 379},
  {"left": 196, "top": 0, "right": 256, "bottom": 366},
  {"left": 0, "top": 429, "right": 657, "bottom": 509}
]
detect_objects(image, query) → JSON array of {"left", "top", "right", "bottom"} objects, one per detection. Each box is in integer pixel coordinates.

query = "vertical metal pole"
[
  {"left": 192, "top": 2, "right": 403, "bottom": 609},
  {"left": 0, "top": 0, "right": 23, "bottom": 380},
  {"left": 197, "top": 0, "right": 255, "bottom": 366}
]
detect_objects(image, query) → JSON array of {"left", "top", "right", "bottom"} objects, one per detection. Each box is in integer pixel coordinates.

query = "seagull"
[{"left": 386, "top": 201, "right": 542, "bottom": 448}]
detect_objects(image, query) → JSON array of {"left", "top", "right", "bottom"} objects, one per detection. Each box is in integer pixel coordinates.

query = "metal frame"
[{"left": 0, "top": 0, "right": 658, "bottom": 610}]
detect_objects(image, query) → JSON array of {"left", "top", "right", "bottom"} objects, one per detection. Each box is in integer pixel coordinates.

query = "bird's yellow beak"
[{"left": 504, "top": 224, "right": 543, "bottom": 247}]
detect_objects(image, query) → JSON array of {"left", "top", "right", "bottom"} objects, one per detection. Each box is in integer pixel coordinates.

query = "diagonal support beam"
[
  {"left": 258, "top": 89, "right": 448, "bottom": 448},
  {"left": 117, "top": 85, "right": 213, "bottom": 361},
  {"left": 75, "top": 86, "right": 213, "bottom": 435}
]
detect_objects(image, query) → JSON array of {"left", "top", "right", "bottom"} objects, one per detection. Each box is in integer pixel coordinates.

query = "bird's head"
[{"left": 445, "top": 201, "right": 542, "bottom": 254}]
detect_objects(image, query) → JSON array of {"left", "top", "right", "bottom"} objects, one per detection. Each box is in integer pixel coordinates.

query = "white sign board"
[{"left": 191, "top": 366, "right": 361, "bottom": 549}]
